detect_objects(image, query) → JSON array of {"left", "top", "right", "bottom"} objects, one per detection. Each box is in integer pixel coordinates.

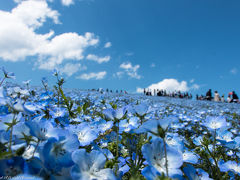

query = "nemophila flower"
[
  {"left": 103, "top": 107, "right": 126, "bottom": 120},
  {"left": 195, "top": 168, "right": 213, "bottom": 180},
  {"left": 50, "top": 107, "right": 67, "bottom": 118},
  {"left": 117, "top": 157, "right": 130, "bottom": 176},
  {"left": 24, "top": 102, "right": 41, "bottom": 115},
  {"left": 119, "top": 117, "right": 139, "bottom": 133},
  {"left": 97, "top": 120, "right": 113, "bottom": 134},
  {"left": 0, "top": 105, "right": 9, "bottom": 114},
  {"left": 217, "top": 130, "right": 233, "bottom": 142},
  {"left": 192, "top": 136, "right": 203, "bottom": 146},
  {"left": 182, "top": 164, "right": 200, "bottom": 180},
  {"left": 49, "top": 108, "right": 70, "bottom": 127},
  {"left": 165, "top": 133, "right": 184, "bottom": 152},
  {"left": 136, "top": 116, "right": 175, "bottom": 135},
  {"left": 71, "top": 149, "right": 116, "bottom": 180},
  {"left": 2, "top": 67, "right": 15, "bottom": 79},
  {"left": 41, "top": 77, "right": 48, "bottom": 86},
  {"left": 70, "top": 123, "right": 98, "bottom": 146},
  {"left": 42, "top": 132, "right": 79, "bottom": 171},
  {"left": 25, "top": 118, "right": 54, "bottom": 141},
  {"left": 52, "top": 69, "right": 59, "bottom": 76},
  {"left": 142, "top": 166, "right": 161, "bottom": 180},
  {"left": 219, "top": 160, "right": 240, "bottom": 175},
  {"left": 39, "top": 91, "right": 53, "bottom": 100},
  {"left": 142, "top": 138, "right": 183, "bottom": 178},
  {"left": 27, "top": 157, "right": 72, "bottom": 180},
  {"left": 0, "top": 157, "right": 25, "bottom": 177},
  {"left": 22, "top": 79, "right": 31, "bottom": 85},
  {"left": 134, "top": 103, "right": 148, "bottom": 116},
  {"left": 0, "top": 130, "right": 10, "bottom": 143},
  {"left": 0, "top": 113, "right": 16, "bottom": 131},
  {"left": 0, "top": 87, "right": 8, "bottom": 105},
  {"left": 203, "top": 116, "right": 227, "bottom": 130},
  {"left": 183, "top": 150, "right": 199, "bottom": 164}
]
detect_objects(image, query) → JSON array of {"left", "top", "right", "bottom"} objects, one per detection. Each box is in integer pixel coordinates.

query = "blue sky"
[{"left": 1, "top": 0, "right": 240, "bottom": 96}]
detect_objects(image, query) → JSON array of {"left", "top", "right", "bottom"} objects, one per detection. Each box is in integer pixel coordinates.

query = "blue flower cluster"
[{"left": 0, "top": 68, "right": 240, "bottom": 180}]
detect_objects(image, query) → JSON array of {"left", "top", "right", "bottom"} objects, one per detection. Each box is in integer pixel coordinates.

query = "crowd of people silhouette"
[
  {"left": 196, "top": 89, "right": 239, "bottom": 103},
  {"left": 143, "top": 88, "right": 239, "bottom": 103},
  {"left": 143, "top": 89, "right": 193, "bottom": 99}
]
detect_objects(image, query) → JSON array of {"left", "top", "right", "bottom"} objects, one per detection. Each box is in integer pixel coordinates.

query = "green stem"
[
  {"left": 9, "top": 126, "right": 13, "bottom": 153},
  {"left": 205, "top": 145, "right": 221, "bottom": 178},
  {"left": 31, "top": 139, "right": 40, "bottom": 159},
  {"left": 0, "top": 77, "right": 6, "bottom": 87},
  {"left": 115, "top": 119, "right": 120, "bottom": 175},
  {"left": 213, "top": 129, "right": 216, "bottom": 156},
  {"left": 8, "top": 114, "right": 16, "bottom": 154},
  {"left": 163, "top": 139, "right": 169, "bottom": 177}
]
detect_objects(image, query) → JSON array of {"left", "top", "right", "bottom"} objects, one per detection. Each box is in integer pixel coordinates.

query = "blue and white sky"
[{"left": 1, "top": 0, "right": 240, "bottom": 96}]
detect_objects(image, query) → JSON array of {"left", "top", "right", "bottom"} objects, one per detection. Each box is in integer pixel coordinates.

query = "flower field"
[{"left": 0, "top": 73, "right": 240, "bottom": 180}]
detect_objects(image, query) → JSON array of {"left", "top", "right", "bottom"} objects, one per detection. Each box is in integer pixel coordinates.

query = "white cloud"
[
  {"left": 136, "top": 78, "right": 199, "bottom": 93},
  {"left": 230, "top": 68, "right": 238, "bottom": 75},
  {"left": 115, "top": 71, "right": 124, "bottom": 78},
  {"left": 38, "top": 32, "right": 99, "bottom": 70},
  {"left": 12, "top": 0, "right": 60, "bottom": 29},
  {"left": 190, "top": 79, "right": 195, "bottom": 83},
  {"left": 191, "top": 84, "right": 200, "bottom": 90},
  {"left": 86, "top": 54, "right": 110, "bottom": 64},
  {"left": 76, "top": 71, "right": 107, "bottom": 80},
  {"left": 61, "top": 0, "right": 74, "bottom": 6},
  {"left": 119, "top": 62, "right": 141, "bottom": 79},
  {"left": 0, "top": 1, "right": 99, "bottom": 72},
  {"left": 59, "top": 63, "right": 86, "bottom": 77},
  {"left": 104, "top": 42, "right": 111, "bottom": 48},
  {"left": 136, "top": 87, "right": 144, "bottom": 93}
]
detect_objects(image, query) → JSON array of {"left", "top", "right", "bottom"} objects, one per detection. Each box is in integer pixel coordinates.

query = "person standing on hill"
[
  {"left": 214, "top": 91, "right": 221, "bottom": 102},
  {"left": 221, "top": 95, "right": 225, "bottom": 102},
  {"left": 232, "top": 91, "right": 239, "bottom": 103},
  {"left": 206, "top": 89, "right": 212, "bottom": 101}
]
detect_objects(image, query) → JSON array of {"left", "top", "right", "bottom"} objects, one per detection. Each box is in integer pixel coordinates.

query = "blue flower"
[
  {"left": 219, "top": 160, "right": 240, "bottom": 175},
  {"left": 182, "top": 150, "right": 199, "bottom": 164},
  {"left": 134, "top": 103, "right": 148, "bottom": 116},
  {"left": 97, "top": 120, "right": 113, "bottom": 134},
  {"left": 119, "top": 117, "right": 139, "bottom": 133},
  {"left": 103, "top": 107, "right": 126, "bottom": 120},
  {"left": 136, "top": 116, "right": 176, "bottom": 134},
  {"left": 25, "top": 118, "right": 54, "bottom": 141},
  {"left": 182, "top": 164, "right": 200, "bottom": 180},
  {"left": 0, "top": 157, "right": 25, "bottom": 177},
  {"left": 70, "top": 123, "right": 98, "bottom": 146},
  {"left": 42, "top": 134, "right": 78, "bottom": 171},
  {"left": 2, "top": 67, "right": 15, "bottom": 79},
  {"left": 71, "top": 149, "right": 116, "bottom": 180},
  {"left": 203, "top": 116, "right": 227, "bottom": 130},
  {"left": 142, "top": 138, "right": 183, "bottom": 178},
  {"left": 142, "top": 166, "right": 161, "bottom": 180}
]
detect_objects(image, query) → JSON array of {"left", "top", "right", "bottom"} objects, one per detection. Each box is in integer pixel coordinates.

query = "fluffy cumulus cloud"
[
  {"left": 38, "top": 32, "right": 99, "bottom": 70},
  {"left": 0, "top": 0, "right": 99, "bottom": 74},
  {"left": 136, "top": 78, "right": 200, "bottom": 93},
  {"left": 117, "top": 62, "right": 141, "bottom": 79},
  {"left": 76, "top": 71, "right": 107, "bottom": 80},
  {"left": 59, "top": 63, "right": 86, "bottom": 77},
  {"left": 61, "top": 0, "right": 74, "bottom": 6},
  {"left": 104, "top": 42, "right": 112, "bottom": 48},
  {"left": 86, "top": 54, "right": 111, "bottom": 64}
]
